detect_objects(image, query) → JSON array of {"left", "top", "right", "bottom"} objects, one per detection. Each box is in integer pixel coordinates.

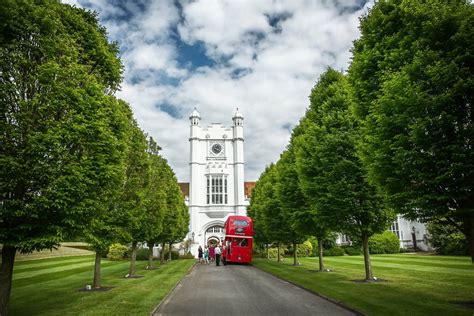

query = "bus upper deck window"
[{"left": 233, "top": 220, "right": 248, "bottom": 227}]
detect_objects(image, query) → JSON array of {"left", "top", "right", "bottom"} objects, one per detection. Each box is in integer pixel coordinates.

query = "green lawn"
[
  {"left": 253, "top": 254, "right": 474, "bottom": 316},
  {"left": 10, "top": 256, "right": 194, "bottom": 315}
]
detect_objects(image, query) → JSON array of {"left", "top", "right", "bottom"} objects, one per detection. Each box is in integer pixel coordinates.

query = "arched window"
[{"left": 206, "top": 225, "right": 224, "bottom": 234}]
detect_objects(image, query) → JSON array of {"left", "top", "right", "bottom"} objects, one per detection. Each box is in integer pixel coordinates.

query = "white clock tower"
[{"left": 188, "top": 108, "right": 248, "bottom": 255}]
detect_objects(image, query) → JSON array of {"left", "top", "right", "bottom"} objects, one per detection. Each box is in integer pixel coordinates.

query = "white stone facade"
[
  {"left": 187, "top": 109, "right": 248, "bottom": 256},
  {"left": 337, "top": 216, "right": 432, "bottom": 251},
  {"left": 389, "top": 216, "right": 432, "bottom": 251}
]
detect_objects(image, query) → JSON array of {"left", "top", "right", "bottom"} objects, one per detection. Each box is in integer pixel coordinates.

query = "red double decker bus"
[{"left": 222, "top": 215, "right": 253, "bottom": 264}]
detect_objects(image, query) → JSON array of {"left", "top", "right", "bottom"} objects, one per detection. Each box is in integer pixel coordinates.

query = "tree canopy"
[
  {"left": 0, "top": 1, "right": 188, "bottom": 312},
  {"left": 296, "top": 69, "right": 393, "bottom": 279},
  {"left": 0, "top": 1, "right": 128, "bottom": 313},
  {"left": 275, "top": 148, "right": 308, "bottom": 265},
  {"left": 348, "top": 0, "right": 474, "bottom": 262}
]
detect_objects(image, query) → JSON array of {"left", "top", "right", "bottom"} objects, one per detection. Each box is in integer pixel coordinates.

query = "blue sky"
[{"left": 63, "top": 0, "right": 372, "bottom": 181}]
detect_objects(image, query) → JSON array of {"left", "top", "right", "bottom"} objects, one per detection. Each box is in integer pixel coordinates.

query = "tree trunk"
[
  {"left": 317, "top": 236, "right": 324, "bottom": 271},
  {"left": 148, "top": 241, "right": 155, "bottom": 270},
  {"left": 266, "top": 244, "right": 269, "bottom": 260},
  {"left": 129, "top": 241, "right": 138, "bottom": 277},
  {"left": 293, "top": 242, "right": 298, "bottom": 266},
  {"left": 362, "top": 234, "right": 373, "bottom": 280},
  {"left": 0, "top": 245, "right": 16, "bottom": 316},
  {"left": 465, "top": 217, "right": 474, "bottom": 265},
  {"left": 160, "top": 242, "right": 165, "bottom": 264},
  {"left": 93, "top": 251, "right": 101, "bottom": 288},
  {"left": 277, "top": 242, "right": 281, "bottom": 262},
  {"left": 168, "top": 242, "right": 172, "bottom": 261}
]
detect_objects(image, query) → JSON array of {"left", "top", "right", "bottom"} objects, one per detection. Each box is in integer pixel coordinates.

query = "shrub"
[
  {"left": 268, "top": 247, "right": 285, "bottom": 259},
  {"left": 107, "top": 243, "right": 128, "bottom": 261},
  {"left": 322, "top": 234, "right": 338, "bottom": 249},
  {"left": 323, "top": 247, "right": 345, "bottom": 256},
  {"left": 308, "top": 237, "right": 318, "bottom": 257},
  {"left": 343, "top": 246, "right": 362, "bottom": 256},
  {"left": 135, "top": 248, "right": 152, "bottom": 261},
  {"left": 253, "top": 248, "right": 273, "bottom": 258},
  {"left": 180, "top": 252, "right": 194, "bottom": 259},
  {"left": 369, "top": 231, "right": 400, "bottom": 254},
  {"left": 298, "top": 241, "right": 313, "bottom": 257},
  {"left": 286, "top": 241, "right": 313, "bottom": 257},
  {"left": 255, "top": 251, "right": 267, "bottom": 258},
  {"left": 163, "top": 251, "right": 180, "bottom": 260},
  {"left": 427, "top": 221, "right": 468, "bottom": 255}
]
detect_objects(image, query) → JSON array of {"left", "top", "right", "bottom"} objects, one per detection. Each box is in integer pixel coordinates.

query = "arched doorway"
[
  {"left": 205, "top": 225, "right": 224, "bottom": 246},
  {"left": 207, "top": 236, "right": 220, "bottom": 246}
]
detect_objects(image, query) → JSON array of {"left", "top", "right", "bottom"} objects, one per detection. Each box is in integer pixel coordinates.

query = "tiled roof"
[
  {"left": 178, "top": 183, "right": 189, "bottom": 197},
  {"left": 244, "top": 182, "right": 256, "bottom": 198}
]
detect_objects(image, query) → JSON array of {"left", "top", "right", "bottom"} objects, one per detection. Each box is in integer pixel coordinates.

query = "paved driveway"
[{"left": 153, "top": 262, "right": 356, "bottom": 316}]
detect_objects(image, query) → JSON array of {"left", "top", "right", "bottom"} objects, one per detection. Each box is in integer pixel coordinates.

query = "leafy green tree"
[
  {"left": 166, "top": 183, "right": 189, "bottom": 261},
  {"left": 427, "top": 220, "right": 469, "bottom": 255},
  {"left": 156, "top": 162, "right": 189, "bottom": 264},
  {"left": 348, "top": 0, "right": 474, "bottom": 263},
  {"left": 275, "top": 149, "right": 307, "bottom": 266},
  {"left": 0, "top": 1, "right": 123, "bottom": 313},
  {"left": 121, "top": 122, "right": 148, "bottom": 277},
  {"left": 295, "top": 69, "right": 394, "bottom": 280},
  {"left": 248, "top": 177, "right": 272, "bottom": 259},
  {"left": 251, "top": 164, "right": 287, "bottom": 261},
  {"left": 289, "top": 122, "right": 332, "bottom": 271},
  {"left": 83, "top": 100, "right": 133, "bottom": 289},
  {"left": 143, "top": 138, "right": 167, "bottom": 270}
]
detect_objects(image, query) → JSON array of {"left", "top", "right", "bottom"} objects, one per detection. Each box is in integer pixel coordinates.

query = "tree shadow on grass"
[
  {"left": 451, "top": 301, "right": 474, "bottom": 310},
  {"left": 351, "top": 278, "right": 388, "bottom": 283},
  {"left": 78, "top": 286, "right": 114, "bottom": 292},
  {"left": 307, "top": 269, "right": 333, "bottom": 273}
]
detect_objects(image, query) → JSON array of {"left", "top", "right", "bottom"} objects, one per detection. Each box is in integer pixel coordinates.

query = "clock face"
[{"left": 211, "top": 143, "right": 223, "bottom": 154}]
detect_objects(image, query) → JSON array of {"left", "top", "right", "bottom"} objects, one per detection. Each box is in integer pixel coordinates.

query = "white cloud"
[{"left": 62, "top": 0, "right": 373, "bottom": 181}]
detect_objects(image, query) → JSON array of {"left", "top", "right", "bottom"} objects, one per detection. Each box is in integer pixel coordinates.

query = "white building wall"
[
  {"left": 336, "top": 216, "right": 432, "bottom": 251},
  {"left": 395, "top": 216, "right": 432, "bottom": 251}
]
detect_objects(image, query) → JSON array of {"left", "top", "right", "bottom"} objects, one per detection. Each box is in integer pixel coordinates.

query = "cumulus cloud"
[{"left": 62, "top": 0, "right": 373, "bottom": 181}]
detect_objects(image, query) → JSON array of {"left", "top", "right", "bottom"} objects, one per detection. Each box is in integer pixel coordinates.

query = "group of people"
[{"left": 197, "top": 244, "right": 224, "bottom": 266}]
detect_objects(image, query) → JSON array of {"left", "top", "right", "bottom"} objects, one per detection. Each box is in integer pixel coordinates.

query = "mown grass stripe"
[
  {"left": 14, "top": 260, "right": 131, "bottom": 296},
  {"left": 299, "top": 258, "right": 473, "bottom": 292},
  {"left": 371, "top": 256, "right": 470, "bottom": 265},
  {"left": 254, "top": 255, "right": 473, "bottom": 316},
  {"left": 12, "top": 261, "right": 121, "bottom": 288},
  {"left": 14, "top": 256, "right": 95, "bottom": 273},
  {"left": 307, "top": 254, "right": 471, "bottom": 265},
  {"left": 371, "top": 256, "right": 471, "bottom": 268},
  {"left": 14, "top": 260, "right": 104, "bottom": 280},
  {"left": 10, "top": 259, "right": 195, "bottom": 316},
  {"left": 375, "top": 254, "right": 470, "bottom": 261},
  {"left": 14, "top": 254, "right": 94, "bottom": 266},
  {"left": 87, "top": 260, "right": 191, "bottom": 314},
  {"left": 320, "top": 257, "right": 474, "bottom": 275}
]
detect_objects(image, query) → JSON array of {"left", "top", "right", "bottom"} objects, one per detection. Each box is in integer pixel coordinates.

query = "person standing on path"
[
  {"left": 204, "top": 246, "right": 210, "bottom": 264},
  {"left": 198, "top": 245, "right": 203, "bottom": 263},
  {"left": 215, "top": 244, "right": 222, "bottom": 266},
  {"left": 209, "top": 244, "right": 215, "bottom": 262}
]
